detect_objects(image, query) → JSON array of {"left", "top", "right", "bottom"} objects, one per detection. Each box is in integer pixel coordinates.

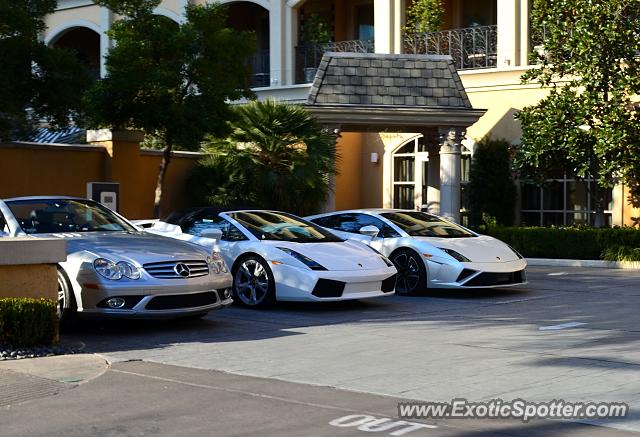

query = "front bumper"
[
  {"left": 74, "top": 268, "right": 233, "bottom": 319},
  {"left": 426, "top": 258, "right": 528, "bottom": 289},
  {"left": 271, "top": 264, "right": 398, "bottom": 302}
]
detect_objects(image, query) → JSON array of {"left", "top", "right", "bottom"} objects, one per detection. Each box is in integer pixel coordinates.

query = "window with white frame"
[{"left": 392, "top": 135, "right": 472, "bottom": 216}]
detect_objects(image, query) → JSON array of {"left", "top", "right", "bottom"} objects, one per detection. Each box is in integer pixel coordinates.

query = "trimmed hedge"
[
  {"left": 0, "top": 298, "right": 58, "bottom": 347},
  {"left": 477, "top": 226, "right": 640, "bottom": 260}
]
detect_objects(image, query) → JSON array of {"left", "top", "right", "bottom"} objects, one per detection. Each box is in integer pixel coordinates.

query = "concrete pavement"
[
  {"left": 1, "top": 360, "right": 635, "bottom": 436},
  {"left": 1, "top": 266, "right": 638, "bottom": 434}
]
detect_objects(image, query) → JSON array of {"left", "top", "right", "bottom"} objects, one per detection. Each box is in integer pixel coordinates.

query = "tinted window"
[
  {"left": 0, "top": 213, "right": 7, "bottom": 235},
  {"left": 182, "top": 214, "right": 247, "bottom": 242},
  {"left": 229, "top": 211, "right": 343, "bottom": 243},
  {"left": 317, "top": 213, "right": 400, "bottom": 238},
  {"left": 5, "top": 199, "right": 136, "bottom": 234},
  {"left": 381, "top": 211, "right": 474, "bottom": 238}
]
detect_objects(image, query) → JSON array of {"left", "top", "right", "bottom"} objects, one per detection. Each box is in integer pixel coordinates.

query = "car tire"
[
  {"left": 57, "top": 267, "right": 77, "bottom": 329},
  {"left": 390, "top": 248, "right": 428, "bottom": 295},
  {"left": 232, "top": 255, "right": 276, "bottom": 308}
]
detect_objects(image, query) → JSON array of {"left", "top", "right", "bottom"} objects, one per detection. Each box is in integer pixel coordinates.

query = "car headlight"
[
  {"left": 438, "top": 248, "right": 471, "bottom": 263},
  {"left": 207, "top": 252, "right": 229, "bottom": 274},
  {"left": 363, "top": 245, "right": 394, "bottom": 267},
  {"left": 94, "top": 258, "right": 141, "bottom": 280},
  {"left": 277, "top": 247, "right": 327, "bottom": 271}
]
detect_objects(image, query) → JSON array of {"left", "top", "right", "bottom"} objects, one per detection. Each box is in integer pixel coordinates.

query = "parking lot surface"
[{"left": 4, "top": 266, "right": 638, "bottom": 435}]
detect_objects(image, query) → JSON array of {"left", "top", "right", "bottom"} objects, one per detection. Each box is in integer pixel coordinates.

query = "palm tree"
[{"left": 193, "top": 99, "right": 338, "bottom": 215}]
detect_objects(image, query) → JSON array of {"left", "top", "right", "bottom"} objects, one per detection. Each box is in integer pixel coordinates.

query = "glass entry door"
[{"left": 392, "top": 137, "right": 429, "bottom": 210}]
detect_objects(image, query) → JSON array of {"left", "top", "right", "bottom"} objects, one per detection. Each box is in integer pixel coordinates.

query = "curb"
[{"left": 526, "top": 258, "right": 640, "bottom": 270}]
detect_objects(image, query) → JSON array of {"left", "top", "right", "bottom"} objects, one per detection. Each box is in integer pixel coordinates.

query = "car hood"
[
  {"left": 262, "top": 239, "right": 386, "bottom": 271},
  {"left": 38, "top": 231, "right": 210, "bottom": 264},
  {"left": 414, "top": 235, "right": 520, "bottom": 263}
]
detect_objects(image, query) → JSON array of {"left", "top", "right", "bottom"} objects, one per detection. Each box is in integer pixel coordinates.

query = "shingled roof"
[
  {"left": 304, "top": 53, "right": 484, "bottom": 131},
  {"left": 307, "top": 52, "right": 472, "bottom": 108}
]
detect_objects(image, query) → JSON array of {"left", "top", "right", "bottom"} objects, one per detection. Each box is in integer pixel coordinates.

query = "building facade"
[{"left": 44, "top": 0, "right": 640, "bottom": 226}]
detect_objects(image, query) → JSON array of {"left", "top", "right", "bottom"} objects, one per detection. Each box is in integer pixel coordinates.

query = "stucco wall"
[
  {"left": 0, "top": 265, "right": 58, "bottom": 300},
  {"left": 0, "top": 238, "right": 66, "bottom": 301},
  {"left": 460, "top": 68, "right": 552, "bottom": 143},
  {"left": 334, "top": 132, "right": 363, "bottom": 210},
  {"left": 0, "top": 142, "right": 200, "bottom": 220},
  {"left": 0, "top": 143, "right": 105, "bottom": 199}
]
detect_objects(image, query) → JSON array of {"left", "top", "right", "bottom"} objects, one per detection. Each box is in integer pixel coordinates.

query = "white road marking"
[
  {"left": 548, "top": 272, "right": 569, "bottom": 276},
  {"left": 539, "top": 322, "right": 587, "bottom": 331},
  {"left": 330, "top": 415, "right": 436, "bottom": 435}
]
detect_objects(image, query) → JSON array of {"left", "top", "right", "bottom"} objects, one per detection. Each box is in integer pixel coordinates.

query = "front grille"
[
  {"left": 456, "top": 268, "right": 477, "bottom": 283},
  {"left": 464, "top": 270, "right": 525, "bottom": 287},
  {"left": 143, "top": 260, "right": 209, "bottom": 279},
  {"left": 145, "top": 291, "right": 218, "bottom": 310},
  {"left": 312, "top": 279, "right": 345, "bottom": 298},
  {"left": 381, "top": 274, "right": 396, "bottom": 293}
]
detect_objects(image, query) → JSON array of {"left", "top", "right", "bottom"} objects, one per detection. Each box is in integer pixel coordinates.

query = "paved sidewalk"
[
  {"left": 1, "top": 360, "right": 635, "bottom": 437},
  {"left": 0, "top": 354, "right": 108, "bottom": 407}
]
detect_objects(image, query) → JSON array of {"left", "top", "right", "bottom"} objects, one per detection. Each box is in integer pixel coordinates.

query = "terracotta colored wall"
[
  {"left": 0, "top": 143, "right": 105, "bottom": 199},
  {"left": 0, "top": 142, "right": 200, "bottom": 220},
  {"left": 334, "top": 132, "right": 363, "bottom": 210}
]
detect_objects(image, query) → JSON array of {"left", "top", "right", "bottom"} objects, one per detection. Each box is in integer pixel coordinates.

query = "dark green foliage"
[
  {"left": 0, "top": 298, "right": 58, "bottom": 347},
  {"left": 190, "top": 100, "right": 338, "bottom": 216},
  {"left": 478, "top": 226, "right": 640, "bottom": 260},
  {"left": 0, "top": 0, "right": 92, "bottom": 141},
  {"left": 601, "top": 246, "right": 640, "bottom": 262},
  {"left": 517, "top": 0, "right": 640, "bottom": 212},
  {"left": 85, "top": 1, "right": 255, "bottom": 216},
  {"left": 467, "top": 138, "right": 516, "bottom": 226},
  {"left": 404, "top": 0, "right": 444, "bottom": 34}
]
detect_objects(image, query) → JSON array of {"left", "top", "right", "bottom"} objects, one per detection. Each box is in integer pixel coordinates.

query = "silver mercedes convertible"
[{"left": 0, "top": 196, "right": 233, "bottom": 322}]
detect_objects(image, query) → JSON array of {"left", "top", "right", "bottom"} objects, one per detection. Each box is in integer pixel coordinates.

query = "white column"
[
  {"left": 392, "top": 0, "right": 405, "bottom": 54},
  {"left": 283, "top": 4, "right": 296, "bottom": 85},
  {"left": 269, "top": 1, "right": 283, "bottom": 87},
  {"left": 374, "top": 0, "right": 393, "bottom": 54},
  {"left": 439, "top": 128, "right": 463, "bottom": 223},
  {"left": 426, "top": 145, "right": 441, "bottom": 215},
  {"left": 518, "top": 0, "right": 530, "bottom": 66},
  {"left": 496, "top": 0, "right": 518, "bottom": 68},
  {"left": 99, "top": 7, "right": 112, "bottom": 78}
]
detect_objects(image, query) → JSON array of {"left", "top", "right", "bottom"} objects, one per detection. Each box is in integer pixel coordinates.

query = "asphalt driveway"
[{"left": 62, "top": 266, "right": 640, "bottom": 433}]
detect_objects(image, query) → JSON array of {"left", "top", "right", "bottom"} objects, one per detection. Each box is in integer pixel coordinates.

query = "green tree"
[
  {"left": 467, "top": 138, "right": 517, "bottom": 226},
  {"left": 516, "top": 0, "right": 640, "bottom": 226},
  {"left": 404, "top": 0, "right": 444, "bottom": 34},
  {"left": 0, "top": 0, "right": 91, "bottom": 141},
  {"left": 191, "top": 100, "right": 338, "bottom": 216},
  {"left": 85, "top": 0, "right": 255, "bottom": 217}
]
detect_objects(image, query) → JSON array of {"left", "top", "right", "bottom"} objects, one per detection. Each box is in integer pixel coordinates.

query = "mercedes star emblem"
[{"left": 174, "top": 263, "right": 191, "bottom": 278}]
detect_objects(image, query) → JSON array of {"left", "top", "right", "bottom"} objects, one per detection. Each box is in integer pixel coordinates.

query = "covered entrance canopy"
[{"left": 305, "top": 52, "right": 485, "bottom": 222}]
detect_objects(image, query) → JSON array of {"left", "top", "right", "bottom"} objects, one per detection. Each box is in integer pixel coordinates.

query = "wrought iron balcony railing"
[
  {"left": 403, "top": 25, "right": 498, "bottom": 70},
  {"left": 296, "top": 40, "right": 374, "bottom": 83}
]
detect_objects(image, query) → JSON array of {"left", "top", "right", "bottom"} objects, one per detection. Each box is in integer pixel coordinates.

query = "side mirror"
[
  {"left": 200, "top": 228, "right": 223, "bottom": 241},
  {"left": 359, "top": 225, "right": 380, "bottom": 238}
]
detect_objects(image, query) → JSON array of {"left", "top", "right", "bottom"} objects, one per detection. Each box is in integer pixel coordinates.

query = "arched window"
[{"left": 392, "top": 135, "right": 472, "bottom": 214}]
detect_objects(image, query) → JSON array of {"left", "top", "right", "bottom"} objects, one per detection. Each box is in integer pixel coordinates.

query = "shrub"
[
  {"left": 477, "top": 226, "right": 640, "bottom": 260},
  {"left": 191, "top": 100, "right": 338, "bottom": 216},
  {"left": 467, "top": 138, "right": 517, "bottom": 226},
  {"left": 601, "top": 246, "right": 640, "bottom": 262},
  {"left": 0, "top": 298, "right": 58, "bottom": 347}
]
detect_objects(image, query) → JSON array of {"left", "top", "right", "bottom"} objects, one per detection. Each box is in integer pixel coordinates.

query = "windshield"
[
  {"left": 229, "top": 211, "right": 343, "bottom": 243},
  {"left": 6, "top": 198, "right": 136, "bottom": 234},
  {"left": 381, "top": 211, "right": 475, "bottom": 238}
]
